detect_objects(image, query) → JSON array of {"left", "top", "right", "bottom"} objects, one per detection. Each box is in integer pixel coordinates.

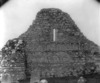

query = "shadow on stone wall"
[{"left": 18, "top": 74, "right": 100, "bottom": 83}]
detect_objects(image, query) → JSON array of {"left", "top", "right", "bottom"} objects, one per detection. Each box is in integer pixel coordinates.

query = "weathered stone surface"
[
  {"left": 0, "top": 38, "right": 26, "bottom": 81},
  {"left": 1, "top": 8, "right": 100, "bottom": 82},
  {"left": 19, "top": 8, "right": 100, "bottom": 78}
]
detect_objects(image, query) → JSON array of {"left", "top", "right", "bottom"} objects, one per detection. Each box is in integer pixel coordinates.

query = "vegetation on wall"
[{"left": 0, "top": 38, "right": 26, "bottom": 81}]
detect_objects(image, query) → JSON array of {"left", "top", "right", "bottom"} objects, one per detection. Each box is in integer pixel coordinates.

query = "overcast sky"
[{"left": 0, "top": 0, "right": 100, "bottom": 50}]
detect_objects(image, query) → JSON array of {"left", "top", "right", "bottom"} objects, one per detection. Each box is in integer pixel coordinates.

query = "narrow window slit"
[{"left": 53, "top": 29, "right": 57, "bottom": 41}]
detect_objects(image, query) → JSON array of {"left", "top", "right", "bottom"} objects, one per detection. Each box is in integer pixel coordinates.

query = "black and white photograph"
[{"left": 0, "top": 0, "right": 100, "bottom": 83}]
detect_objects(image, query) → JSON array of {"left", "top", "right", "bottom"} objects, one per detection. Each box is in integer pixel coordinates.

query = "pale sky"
[{"left": 0, "top": 0, "right": 100, "bottom": 50}]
